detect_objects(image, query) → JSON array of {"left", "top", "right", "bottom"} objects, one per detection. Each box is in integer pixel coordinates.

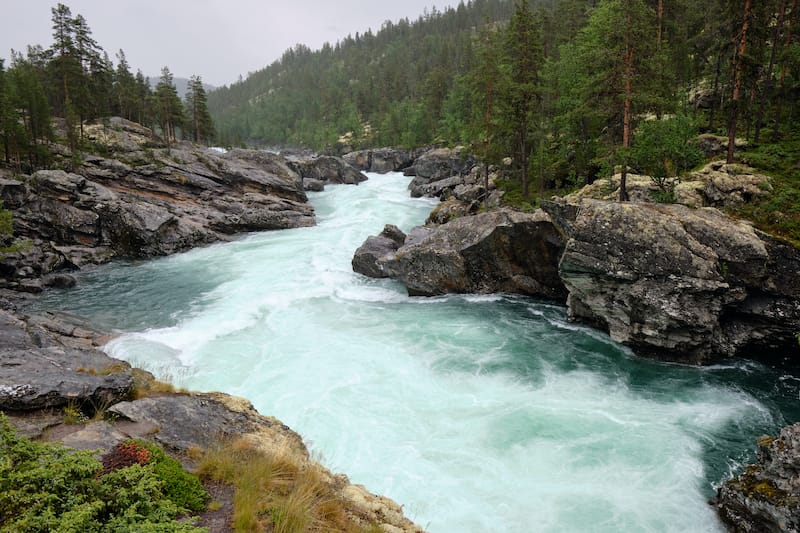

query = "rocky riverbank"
[
  {"left": 0, "top": 117, "right": 367, "bottom": 293},
  {"left": 0, "top": 290, "right": 424, "bottom": 532}
]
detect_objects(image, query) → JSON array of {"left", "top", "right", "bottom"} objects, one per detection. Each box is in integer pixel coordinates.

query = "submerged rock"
[
  {"left": 717, "top": 424, "right": 800, "bottom": 532},
  {"left": 354, "top": 209, "right": 566, "bottom": 299},
  {"left": 543, "top": 198, "right": 800, "bottom": 364}
]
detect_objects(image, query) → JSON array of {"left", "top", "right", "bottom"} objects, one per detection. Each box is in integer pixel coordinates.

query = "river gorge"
[{"left": 33, "top": 172, "right": 800, "bottom": 532}]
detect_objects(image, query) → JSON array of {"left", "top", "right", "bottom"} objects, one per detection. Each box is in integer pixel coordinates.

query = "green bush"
[
  {"left": 0, "top": 415, "right": 207, "bottom": 532},
  {"left": 630, "top": 115, "right": 705, "bottom": 190},
  {"left": 136, "top": 440, "right": 209, "bottom": 512}
]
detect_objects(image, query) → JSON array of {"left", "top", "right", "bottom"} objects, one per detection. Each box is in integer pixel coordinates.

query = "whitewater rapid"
[{"left": 37, "top": 172, "right": 795, "bottom": 532}]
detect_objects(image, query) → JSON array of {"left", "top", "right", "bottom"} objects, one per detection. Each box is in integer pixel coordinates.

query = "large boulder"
[
  {"left": 343, "top": 148, "right": 417, "bottom": 173},
  {"left": 108, "top": 393, "right": 306, "bottom": 456},
  {"left": 352, "top": 225, "right": 407, "bottom": 278},
  {"left": 288, "top": 155, "right": 368, "bottom": 185},
  {"left": 543, "top": 198, "right": 800, "bottom": 364},
  {"left": 716, "top": 424, "right": 800, "bottom": 532},
  {"left": 355, "top": 209, "right": 566, "bottom": 299},
  {"left": 405, "top": 147, "right": 476, "bottom": 198}
]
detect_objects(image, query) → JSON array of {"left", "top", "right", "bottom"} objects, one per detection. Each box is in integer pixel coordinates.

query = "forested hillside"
[{"left": 209, "top": 0, "right": 800, "bottom": 205}]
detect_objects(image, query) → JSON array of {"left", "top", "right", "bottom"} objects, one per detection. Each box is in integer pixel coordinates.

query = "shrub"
[{"left": 0, "top": 415, "right": 207, "bottom": 532}]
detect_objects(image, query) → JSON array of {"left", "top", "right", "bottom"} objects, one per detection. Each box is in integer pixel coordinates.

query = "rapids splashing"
[{"left": 35, "top": 172, "right": 800, "bottom": 532}]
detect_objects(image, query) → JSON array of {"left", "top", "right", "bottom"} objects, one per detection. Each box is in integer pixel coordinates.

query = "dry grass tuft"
[{"left": 197, "top": 437, "right": 381, "bottom": 533}]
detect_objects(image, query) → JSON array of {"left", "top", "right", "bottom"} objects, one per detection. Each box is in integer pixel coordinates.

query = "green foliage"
[
  {"left": 732, "top": 137, "right": 800, "bottom": 246},
  {"left": 135, "top": 440, "right": 209, "bottom": 512},
  {"left": 0, "top": 202, "right": 11, "bottom": 238},
  {"left": 630, "top": 115, "right": 705, "bottom": 190},
  {"left": 0, "top": 415, "right": 207, "bottom": 532}
]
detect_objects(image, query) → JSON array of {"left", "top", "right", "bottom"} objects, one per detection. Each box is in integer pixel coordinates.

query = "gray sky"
[{"left": 1, "top": 1, "right": 459, "bottom": 87}]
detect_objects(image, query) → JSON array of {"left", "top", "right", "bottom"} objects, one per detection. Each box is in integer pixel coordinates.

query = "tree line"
[
  {"left": 0, "top": 3, "right": 215, "bottom": 172},
  {"left": 209, "top": 0, "right": 800, "bottom": 202}
]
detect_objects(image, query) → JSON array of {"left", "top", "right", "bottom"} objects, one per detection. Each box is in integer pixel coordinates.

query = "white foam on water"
[{"left": 91, "top": 173, "right": 774, "bottom": 532}]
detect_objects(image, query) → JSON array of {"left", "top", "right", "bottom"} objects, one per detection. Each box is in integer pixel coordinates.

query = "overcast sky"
[{"left": 2, "top": 1, "right": 459, "bottom": 87}]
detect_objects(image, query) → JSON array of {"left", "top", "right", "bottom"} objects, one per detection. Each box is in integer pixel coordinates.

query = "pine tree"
[
  {"left": 49, "top": 3, "right": 81, "bottom": 149},
  {"left": 153, "top": 66, "right": 184, "bottom": 145},
  {"left": 727, "top": 0, "right": 752, "bottom": 163},
  {"left": 184, "top": 75, "right": 215, "bottom": 144},
  {"left": 113, "top": 50, "right": 136, "bottom": 120},
  {"left": 572, "top": 0, "right": 658, "bottom": 200},
  {"left": 498, "top": 1, "right": 544, "bottom": 199}
]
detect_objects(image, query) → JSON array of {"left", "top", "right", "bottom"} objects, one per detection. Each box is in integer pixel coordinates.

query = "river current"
[{"left": 35, "top": 172, "right": 800, "bottom": 532}]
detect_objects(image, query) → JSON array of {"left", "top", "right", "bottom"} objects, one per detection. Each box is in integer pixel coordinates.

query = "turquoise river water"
[{"left": 35, "top": 172, "right": 800, "bottom": 532}]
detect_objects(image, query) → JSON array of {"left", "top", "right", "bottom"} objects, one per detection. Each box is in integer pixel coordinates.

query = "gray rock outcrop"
[
  {"left": 354, "top": 209, "right": 566, "bottom": 299},
  {"left": 0, "top": 309, "right": 133, "bottom": 411},
  {"left": 717, "top": 424, "right": 800, "bottom": 532},
  {"left": 404, "top": 147, "right": 477, "bottom": 198},
  {"left": 543, "top": 198, "right": 800, "bottom": 364}
]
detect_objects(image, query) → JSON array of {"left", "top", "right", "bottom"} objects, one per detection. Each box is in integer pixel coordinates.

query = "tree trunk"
[
  {"left": 521, "top": 120, "right": 529, "bottom": 198},
  {"left": 754, "top": 0, "right": 787, "bottom": 144},
  {"left": 727, "top": 0, "right": 752, "bottom": 164},
  {"left": 620, "top": 8, "right": 634, "bottom": 202},
  {"left": 773, "top": 0, "right": 797, "bottom": 140},
  {"left": 483, "top": 30, "right": 493, "bottom": 210},
  {"left": 709, "top": 50, "right": 723, "bottom": 131},
  {"left": 657, "top": 0, "right": 663, "bottom": 46}
]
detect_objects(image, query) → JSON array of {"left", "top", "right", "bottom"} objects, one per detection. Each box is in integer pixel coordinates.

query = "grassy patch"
[{"left": 733, "top": 137, "right": 800, "bottom": 247}]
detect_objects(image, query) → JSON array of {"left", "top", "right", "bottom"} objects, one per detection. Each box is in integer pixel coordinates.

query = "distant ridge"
[{"left": 147, "top": 76, "right": 216, "bottom": 99}]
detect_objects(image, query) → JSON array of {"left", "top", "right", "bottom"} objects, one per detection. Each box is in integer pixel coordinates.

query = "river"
[{"left": 34, "top": 172, "right": 800, "bottom": 532}]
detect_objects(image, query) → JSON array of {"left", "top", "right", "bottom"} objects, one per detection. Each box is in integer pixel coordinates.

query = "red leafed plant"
[{"left": 99, "top": 440, "right": 152, "bottom": 475}]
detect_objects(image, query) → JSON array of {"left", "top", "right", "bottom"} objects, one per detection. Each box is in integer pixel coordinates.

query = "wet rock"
[
  {"left": 717, "top": 424, "right": 800, "bottom": 532},
  {"left": 288, "top": 154, "right": 368, "bottom": 185},
  {"left": 343, "top": 148, "right": 417, "bottom": 173},
  {"left": 303, "top": 178, "right": 325, "bottom": 191},
  {"left": 4, "top": 135, "right": 317, "bottom": 270},
  {"left": 352, "top": 225, "right": 407, "bottom": 278},
  {"left": 405, "top": 147, "right": 475, "bottom": 181}
]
